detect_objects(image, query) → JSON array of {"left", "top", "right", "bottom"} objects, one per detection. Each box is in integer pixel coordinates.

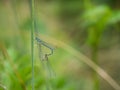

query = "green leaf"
[
  {"left": 108, "top": 11, "right": 120, "bottom": 24},
  {"left": 82, "top": 5, "right": 111, "bottom": 27}
]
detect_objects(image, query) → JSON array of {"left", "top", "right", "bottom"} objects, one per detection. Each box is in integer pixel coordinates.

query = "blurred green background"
[{"left": 0, "top": 0, "right": 120, "bottom": 90}]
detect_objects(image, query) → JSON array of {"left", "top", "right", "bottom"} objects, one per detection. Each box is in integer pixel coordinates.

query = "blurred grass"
[{"left": 0, "top": 0, "right": 120, "bottom": 90}]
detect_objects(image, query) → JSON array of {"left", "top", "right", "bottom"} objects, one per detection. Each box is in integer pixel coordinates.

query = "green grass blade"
[{"left": 30, "top": 0, "right": 35, "bottom": 90}]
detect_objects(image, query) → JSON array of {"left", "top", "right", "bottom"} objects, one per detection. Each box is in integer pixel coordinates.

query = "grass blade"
[
  {"left": 30, "top": 0, "right": 35, "bottom": 89},
  {"left": 39, "top": 34, "right": 120, "bottom": 90}
]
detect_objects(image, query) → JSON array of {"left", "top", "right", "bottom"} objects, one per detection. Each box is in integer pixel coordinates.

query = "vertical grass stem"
[{"left": 30, "top": 0, "right": 35, "bottom": 90}]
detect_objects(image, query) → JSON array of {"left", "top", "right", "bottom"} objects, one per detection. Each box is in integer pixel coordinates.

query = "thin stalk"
[
  {"left": 0, "top": 83, "right": 6, "bottom": 90},
  {"left": 0, "top": 43, "right": 26, "bottom": 90},
  {"left": 84, "top": 0, "right": 100, "bottom": 89},
  {"left": 91, "top": 44, "right": 99, "bottom": 90},
  {"left": 30, "top": 0, "right": 35, "bottom": 90}
]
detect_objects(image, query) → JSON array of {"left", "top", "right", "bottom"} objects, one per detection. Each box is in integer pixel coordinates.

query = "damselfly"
[{"left": 35, "top": 36, "right": 55, "bottom": 90}]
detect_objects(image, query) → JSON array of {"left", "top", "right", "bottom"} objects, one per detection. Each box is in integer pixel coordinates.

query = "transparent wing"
[{"left": 37, "top": 38, "right": 56, "bottom": 78}]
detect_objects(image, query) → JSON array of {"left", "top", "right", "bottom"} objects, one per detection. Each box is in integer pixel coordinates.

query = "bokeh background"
[{"left": 0, "top": 0, "right": 120, "bottom": 90}]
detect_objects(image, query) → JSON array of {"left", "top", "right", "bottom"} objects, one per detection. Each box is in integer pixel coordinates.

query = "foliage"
[{"left": 0, "top": 0, "right": 120, "bottom": 90}]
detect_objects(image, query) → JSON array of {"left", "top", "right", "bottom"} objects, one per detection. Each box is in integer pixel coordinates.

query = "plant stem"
[
  {"left": 91, "top": 44, "right": 99, "bottom": 90},
  {"left": 0, "top": 43, "right": 26, "bottom": 90},
  {"left": 30, "top": 0, "right": 35, "bottom": 90}
]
